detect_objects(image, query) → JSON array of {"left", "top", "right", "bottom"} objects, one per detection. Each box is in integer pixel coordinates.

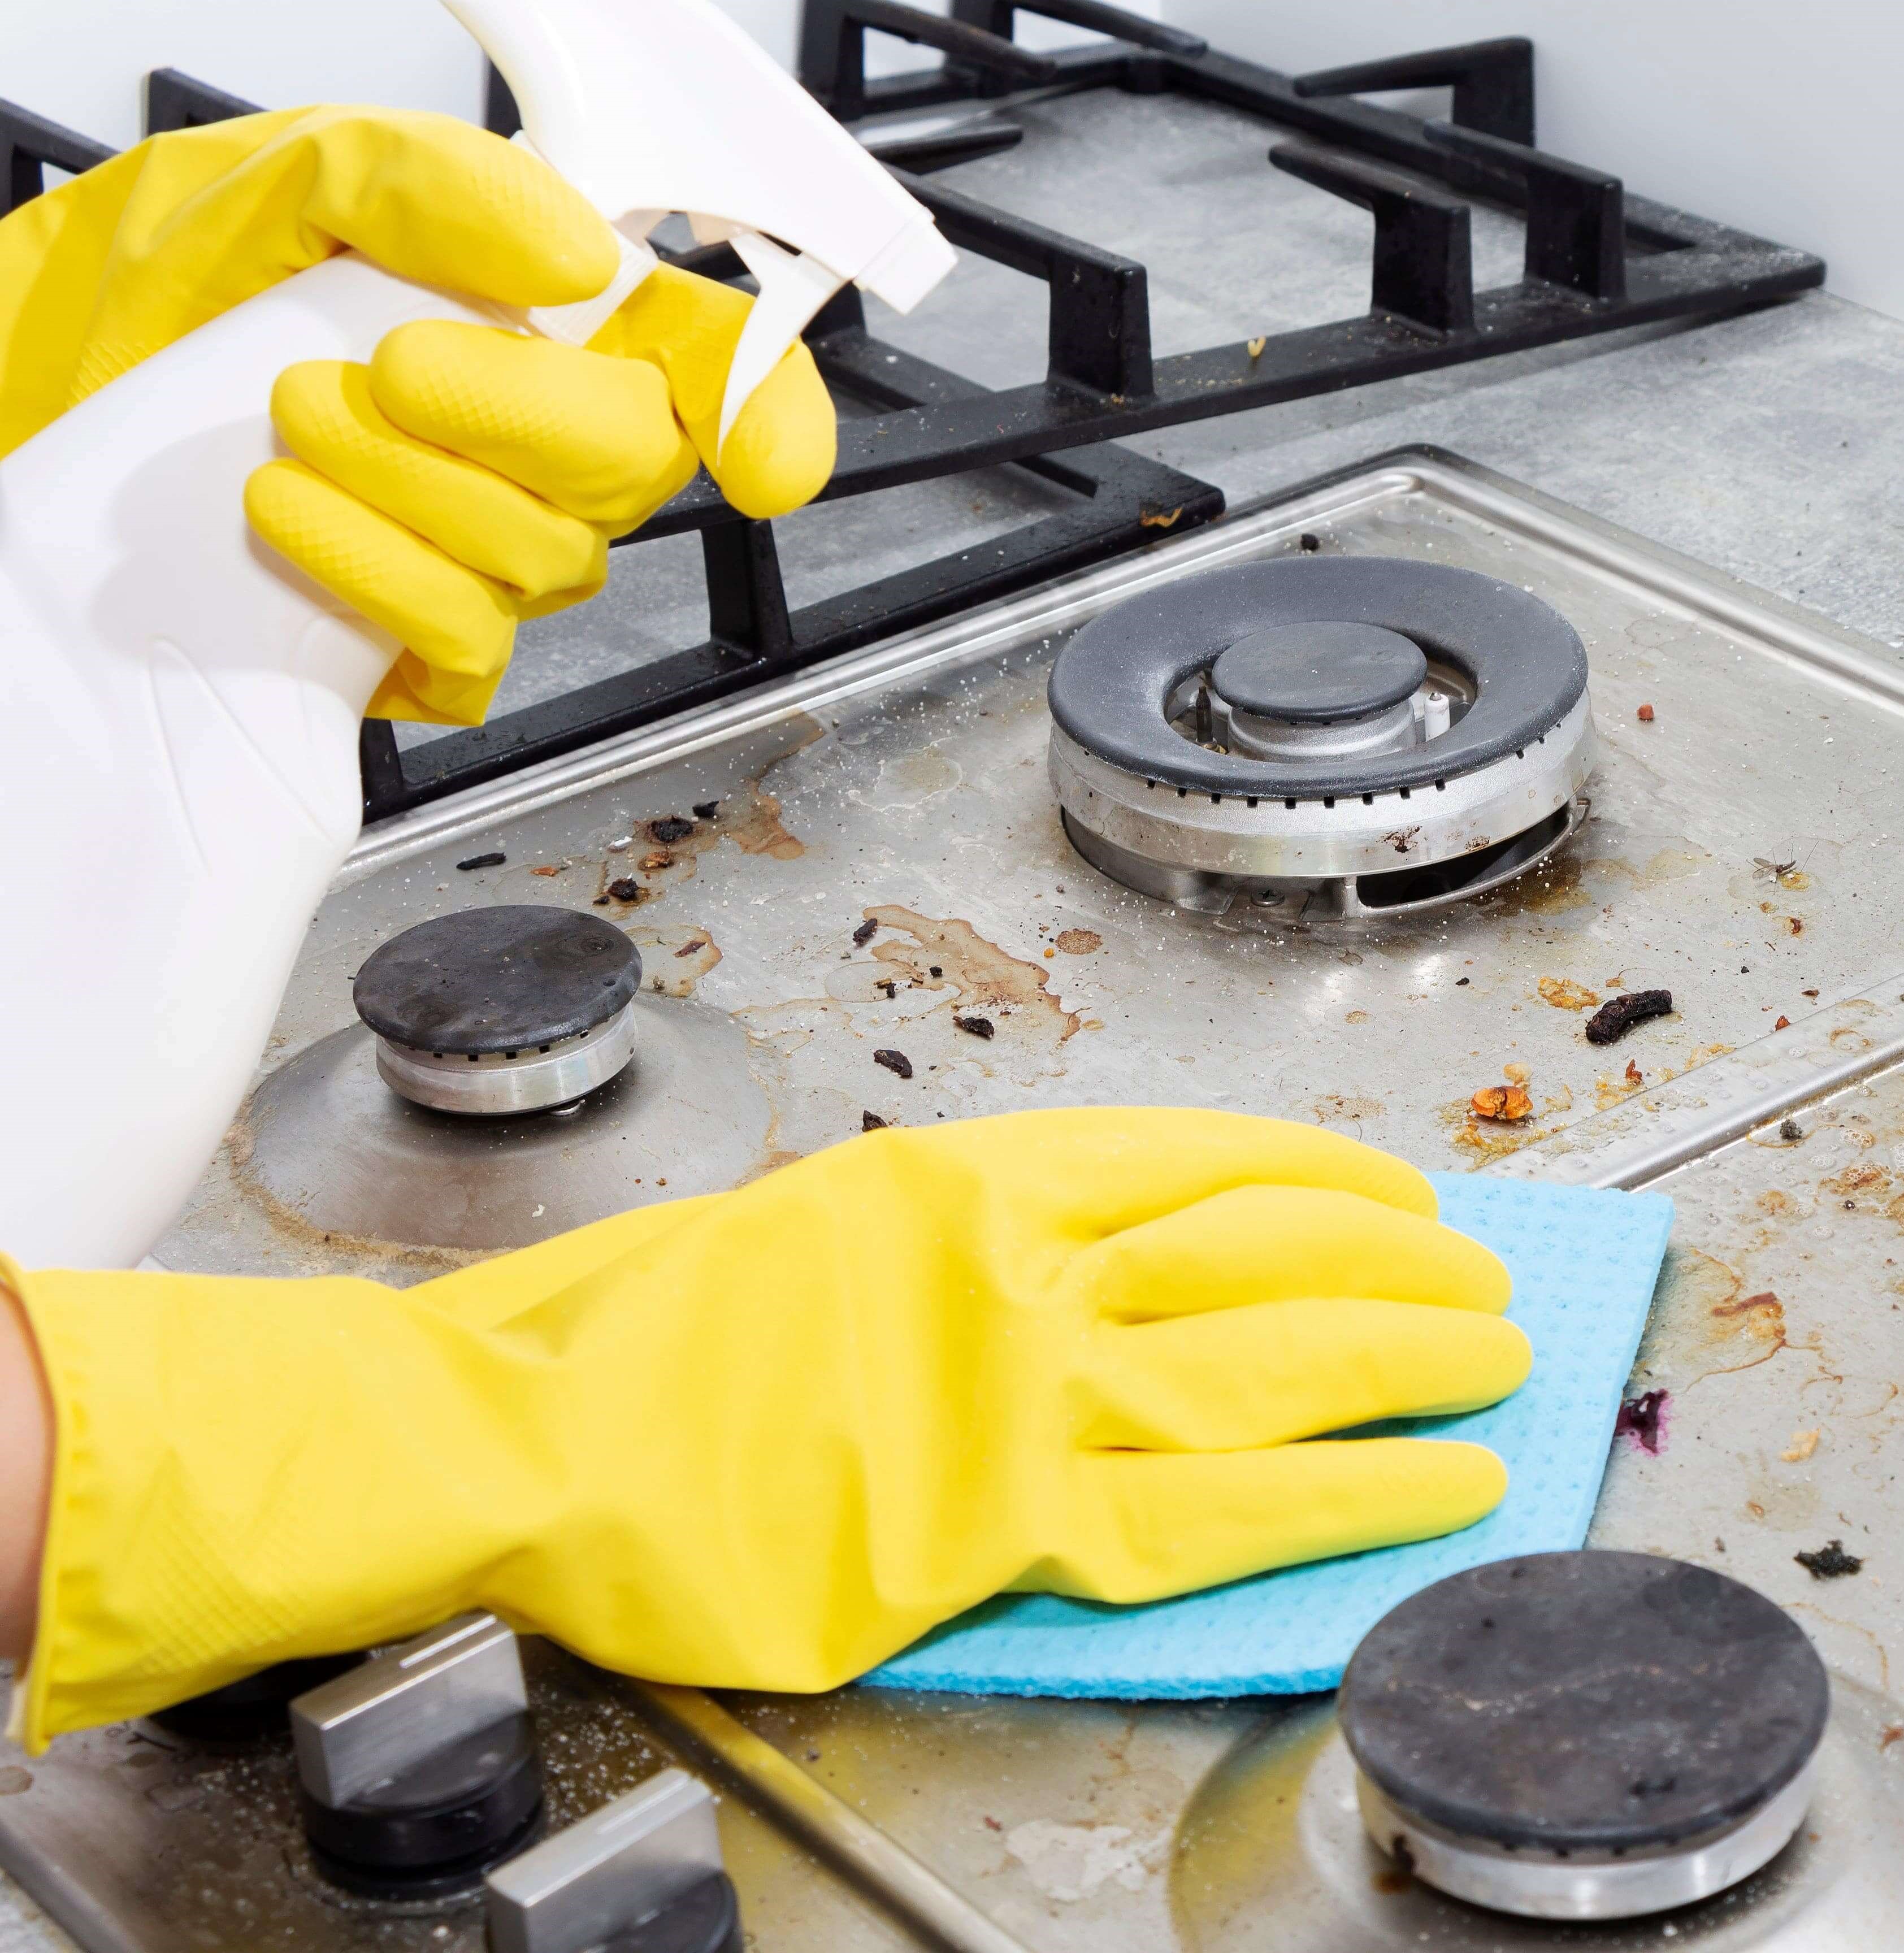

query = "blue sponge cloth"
[{"left": 864, "top": 1174, "right": 1672, "bottom": 1699}]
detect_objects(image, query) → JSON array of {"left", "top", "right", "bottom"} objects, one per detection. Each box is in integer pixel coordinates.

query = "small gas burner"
[
  {"left": 353, "top": 906, "right": 641, "bottom": 1116},
  {"left": 1047, "top": 557, "right": 1595, "bottom": 920},
  {"left": 1339, "top": 1551, "right": 1829, "bottom": 1921}
]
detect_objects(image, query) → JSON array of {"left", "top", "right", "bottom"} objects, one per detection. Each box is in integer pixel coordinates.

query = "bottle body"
[{"left": 0, "top": 253, "right": 493, "bottom": 1269}]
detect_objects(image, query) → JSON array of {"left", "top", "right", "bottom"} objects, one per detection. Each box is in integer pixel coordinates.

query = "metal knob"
[
  {"left": 487, "top": 1772, "right": 740, "bottom": 1953},
  {"left": 290, "top": 1613, "right": 546, "bottom": 1898}
]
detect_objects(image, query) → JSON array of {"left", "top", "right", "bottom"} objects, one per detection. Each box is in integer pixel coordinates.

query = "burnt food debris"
[{"left": 1585, "top": 988, "right": 1673, "bottom": 1045}]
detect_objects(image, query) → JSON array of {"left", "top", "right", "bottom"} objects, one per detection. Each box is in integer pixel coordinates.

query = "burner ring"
[
  {"left": 1341, "top": 1551, "right": 1829, "bottom": 1920},
  {"left": 1047, "top": 556, "right": 1586, "bottom": 798}
]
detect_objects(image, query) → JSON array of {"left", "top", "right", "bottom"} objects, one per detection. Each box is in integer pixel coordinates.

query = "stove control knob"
[
  {"left": 290, "top": 1612, "right": 545, "bottom": 1898},
  {"left": 487, "top": 1772, "right": 740, "bottom": 1953},
  {"left": 149, "top": 1653, "right": 361, "bottom": 1742}
]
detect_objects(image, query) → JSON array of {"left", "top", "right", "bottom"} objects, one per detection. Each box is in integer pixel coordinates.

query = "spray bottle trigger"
[{"left": 716, "top": 232, "right": 843, "bottom": 457}]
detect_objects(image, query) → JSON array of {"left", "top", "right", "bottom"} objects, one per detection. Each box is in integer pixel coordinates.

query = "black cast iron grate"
[{"left": 2, "top": 5, "right": 1823, "bottom": 822}]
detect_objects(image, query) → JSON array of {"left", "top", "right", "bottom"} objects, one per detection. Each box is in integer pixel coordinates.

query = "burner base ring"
[
  {"left": 1355, "top": 1760, "right": 1816, "bottom": 1921},
  {"left": 1061, "top": 796, "right": 1588, "bottom": 922},
  {"left": 375, "top": 1003, "right": 637, "bottom": 1117}
]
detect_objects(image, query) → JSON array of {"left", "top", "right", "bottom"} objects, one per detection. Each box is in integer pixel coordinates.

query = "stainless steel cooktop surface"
[{"left": 7, "top": 451, "right": 1904, "bottom": 1953}]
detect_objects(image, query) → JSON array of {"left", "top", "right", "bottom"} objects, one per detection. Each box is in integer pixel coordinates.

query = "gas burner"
[
  {"left": 353, "top": 906, "right": 642, "bottom": 1116},
  {"left": 1339, "top": 1551, "right": 1829, "bottom": 1921},
  {"left": 1047, "top": 557, "right": 1595, "bottom": 920}
]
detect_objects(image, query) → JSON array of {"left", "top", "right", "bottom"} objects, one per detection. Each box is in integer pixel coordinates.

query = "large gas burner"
[{"left": 1048, "top": 557, "right": 1595, "bottom": 920}]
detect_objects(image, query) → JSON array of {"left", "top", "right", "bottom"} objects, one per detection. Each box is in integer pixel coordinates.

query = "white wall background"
[{"left": 3, "top": 1, "right": 1894, "bottom": 316}]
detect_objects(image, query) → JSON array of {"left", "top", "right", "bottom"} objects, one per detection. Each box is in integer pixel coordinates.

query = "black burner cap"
[
  {"left": 1341, "top": 1552, "right": 1829, "bottom": 1856},
  {"left": 1212, "top": 622, "right": 1425, "bottom": 723},
  {"left": 354, "top": 906, "right": 641, "bottom": 1055}
]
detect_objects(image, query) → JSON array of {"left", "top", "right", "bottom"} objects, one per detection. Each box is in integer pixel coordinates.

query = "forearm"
[{"left": 0, "top": 1281, "right": 50, "bottom": 1661}]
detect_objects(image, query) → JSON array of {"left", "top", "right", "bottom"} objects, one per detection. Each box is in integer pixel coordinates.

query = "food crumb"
[
  {"left": 1625, "top": 1059, "right": 1643, "bottom": 1085},
  {"left": 1055, "top": 928, "right": 1103, "bottom": 954},
  {"left": 862, "top": 1111, "right": 888, "bottom": 1132},
  {"left": 648, "top": 816, "right": 694, "bottom": 844},
  {"left": 1538, "top": 976, "right": 1600, "bottom": 1011},
  {"left": 1585, "top": 988, "right": 1673, "bottom": 1045},
  {"left": 1775, "top": 1014, "right": 1791, "bottom": 1030},
  {"left": 1795, "top": 1538, "right": 1863, "bottom": 1579},
  {"left": 675, "top": 940, "right": 705, "bottom": 958},
  {"left": 1637, "top": 702, "right": 1655, "bottom": 722},
  {"left": 1780, "top": 1117, "right": 1804, "bottom": 1142},
  {"left": 1471, "top": 1085, "right": 1533, "bottom": 1122},
  {"left": 1781, "top": 1427, "right": 1820, "bottom": 1463},
  {"left": 607, "top": 878, "right": 643, "bottom": 902},
  {"left": 954, "top": 1014, "right": 996, "bottom": 1040},
  {"left": 853, "top": 918, "right": 878, "bottom": 946},
  {"left": 1299, "top": 532, "right": 1321, "bottom": 553},
  {"left": 1246, "top": 335, "right": 1266, "bottom": 358},
  {"left": 693, "top": 800, "right": 719, "bottom": 819},
  {"left": 641, "top": 850, "right": 673, "bottom": 871},
  {"left": 457, "top": 851, "right": 505, "bottom": 871},
  {"left": 874, "top": 1048, "right": 914, "bottom": 1079},
  {"left": 530, "top": 864, "right": 562, "bottom": 877}
]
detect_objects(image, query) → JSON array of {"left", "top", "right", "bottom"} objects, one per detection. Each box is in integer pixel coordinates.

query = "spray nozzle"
[{"left": 442, "top": 0, "right": 957, "bottom": 454}]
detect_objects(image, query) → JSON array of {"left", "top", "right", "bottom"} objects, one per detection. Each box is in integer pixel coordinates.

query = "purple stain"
[{"left": 1616, "top": 1389, "right": 1670, "bottom": 1455}]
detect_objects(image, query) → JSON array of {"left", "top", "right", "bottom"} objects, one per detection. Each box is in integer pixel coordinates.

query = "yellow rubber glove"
[
  {"left": 4, "top": 1110, "right": 1529, "bottom": 1748},
  {"left": 0, "top": 107, "right": 837, "bottom": 727}
]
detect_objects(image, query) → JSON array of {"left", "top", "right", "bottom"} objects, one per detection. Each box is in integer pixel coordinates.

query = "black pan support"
[{"left": 0, "top": 8, "right": 1823, "bottom": 821}]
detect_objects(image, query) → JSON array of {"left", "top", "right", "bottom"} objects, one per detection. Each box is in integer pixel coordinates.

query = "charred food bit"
[
  {"left": 1471, "top": 1085, "right": 1532, "bottom": 1121},
  {"left": 1585, "top": 988, "right": 1673, "bottom": 1045},
  {"left": 606, "top": 878, "right": 643, "bottom": 902},
  {"left": 457, "top": 850, "right": 505, "bottom": 871},
  {"left": 1615, "top": 1388, "right": 1668, "bottom": 1454},
  {"left": 1298, "top": 532, "right": 1321, "bottom": 553},
  {"left": 1780, "top": 1117, "right": 1804, "bottom": 1142},
  {"left": 674, "top": 940, "right": 705, "bottom": 958},
  {"left": 1636, "top": 702, "right": 1655, "bottom": 722},
  {"left": 874, "top": 1049, "right": 914, "bottom": 1079},
  {"left": 693, "top": 801, "right": 719, "bottom": 819},
  {"left": 1795, "top": 1539, "right": 1863, "bottom": 1579},
  {"left": 1775, "top": 1014, "right": 1791, "bottom": 1030},
  {"left": 853, "top": 918, "right": 878, "bottom": 947},
  {"left": 862, "top": 1111, "right": 888, "bottom": 1131},
  {"left": 876, "top": 978, "right": 898, "bottom": 1000},
  {"left": 648, "top": 816, "right": 695, "bottom": 844},
  {"left": 953, "top": 1014, "right": 996, "bottom": 1040}
]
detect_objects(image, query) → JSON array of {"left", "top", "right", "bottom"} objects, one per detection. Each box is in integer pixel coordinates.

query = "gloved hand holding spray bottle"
[{"left": 0, "top": 0, "right": 1532, "bottom": 1748}]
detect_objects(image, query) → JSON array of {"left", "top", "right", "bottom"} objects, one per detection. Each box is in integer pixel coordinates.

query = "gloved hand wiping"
[{"left": 0, "top": 1110, "right": 1529, "bottom": 1748}]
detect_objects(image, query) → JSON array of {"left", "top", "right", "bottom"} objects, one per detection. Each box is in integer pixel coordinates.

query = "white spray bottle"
[{"left": 0, "top": 0, "right": 955, "bottom": 1271}]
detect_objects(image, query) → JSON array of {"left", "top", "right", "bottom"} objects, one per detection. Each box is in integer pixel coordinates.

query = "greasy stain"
[
  {"left": 868, "top": 906, "right": 1082, "bottom": 1041},
  {"left": 228, "top": 1110, "right": 480, "bottom": 1276},
  {"left": 631, "top": 928, "right": 723, "bottom": 999}
]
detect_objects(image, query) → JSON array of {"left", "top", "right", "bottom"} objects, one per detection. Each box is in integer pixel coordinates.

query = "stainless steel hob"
[{"left": 7, "top": 451, "right": 1904, "bottom": 1953}]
